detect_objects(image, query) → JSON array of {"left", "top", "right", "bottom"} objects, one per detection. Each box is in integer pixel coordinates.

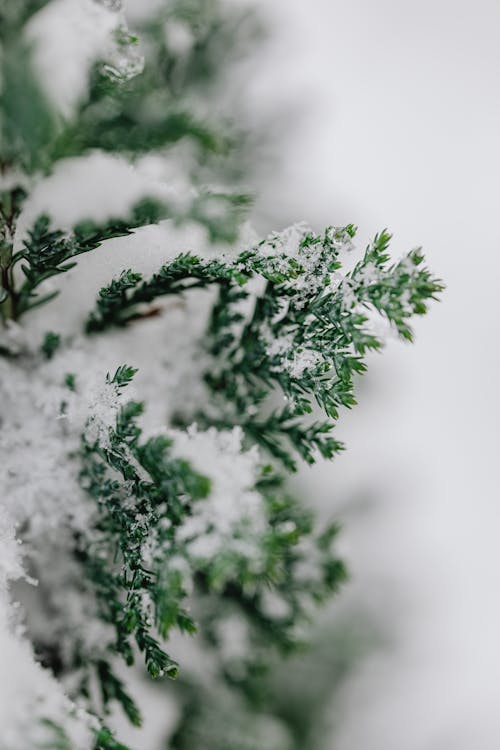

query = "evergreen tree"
[{"left": 0, "top": 1, "right": 442, "bottom": 748}]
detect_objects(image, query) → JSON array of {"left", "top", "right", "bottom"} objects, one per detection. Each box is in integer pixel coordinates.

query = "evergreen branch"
[
  {"left": 50, "top": 0, "right": 256, "bottom": 165},
  {"left": 199, "top": 226, "right": 443, "bottom": 469},
  {"left": 79, "top": 369, "right": 347, "bottom": 720},
  {"left": 55, "top": 108, "right": 230, "bottom": 162},
  {"left": 0, "top": 3, "right": 444, "bottom": 743},
  {"left": 85, "top": 254, "right": 249, "bottom": 332},
  {"left": 95, "top": 659, "right": 142, "bottom": 728},
  {"left": 80, "top": 382, "right": 207, "bottom": 697},
  {"left": 10, "top": 198, "right": 169, "bottom": 319},
  {"left": 94, "top": 726, "right": 132, "bottom": 750},
  {"left": 40, "top": 331, "right": 61, "bottom": 360},
  {"left": 37, "top": 716, "right": 132, "bottom": 750},
  {"left": 88, "top": 225, "right": 442, "bottom": 469},
  {"left": 0, "top": 39, "right": 58, "bottom": 173}
]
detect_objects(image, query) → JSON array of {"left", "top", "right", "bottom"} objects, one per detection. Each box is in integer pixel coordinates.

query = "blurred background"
[
  {"left": 121, "top": 0, "right": 500, "bottom": 745},
  {"left": 19, "top": 0, "right": 500, "bottom": 746},
  {"left": 239, "top": 1, "right": 500, "bottom": 748}
]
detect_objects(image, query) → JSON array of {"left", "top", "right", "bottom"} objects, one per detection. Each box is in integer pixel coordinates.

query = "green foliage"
[
  {"left": 0, "top": 2, "right": 443, "bottom": 746},
  {"left": 94, "top": 726, "right": 132, "bottom": 750},
  {"left": 169, "top": 617, "right": 377, "bottom": 750},
  {"left": 54, "top": 0, "right": 256, "bottom": 162},
  {"left": 37, "top": 719, "right": 73, "bottom": 750},
  {"left": 64, "top": 372, "right": 77, "bottom": 391},
  {"left": 78, "top": 368, "right": 347, "bottom": 721},
  {"left": 8, "top": 198, "right": 168, "bottom": 318},
  {"left": 86, "top": 225, "right": 443, "bottom": 470},
  {"left": 85, "top": 254, "right": 248, "bottom": 332},
  {"left": 37, "top": 717, "right": 132, "bottom": 750},
  {"left": 170, "top": 686, "right": 293, "bottom": 750},
  {"left": 81, "top": 401, "right": 188, "bottom": 685},
  {"left": 77, "top": 370, "right": 210, "bottom": 720},
  {"left": 0, "top": 0, "right": 255, "bottom": 326},
  {"left": 0, "top": 1, "right": 51, "bottom": 40},
  {"left": 40, "top": 330, "right": 61, "bottom": 359},
  {"left": 0, "top": 0, "right": 244, "bottom": 172},
  {"left": 95, "top": 659, "right": 143, "bottom": 728},
  {"left": 107, "top": 363, "right": 139, "bottom": 389},
  {"left": 0, "top": 39, "right": 58, "bottom": 173}
]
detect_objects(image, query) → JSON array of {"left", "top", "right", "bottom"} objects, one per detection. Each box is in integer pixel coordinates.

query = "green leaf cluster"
[
  {"left": 77, "top": 368, "right": 346, "bottom": 722},
  {"left": 85, "top": 225, "right": 442, "bottom": 470},
  {"left": 0, "top": 0, "right": 256, "bottom": 325},
  {"left": 0, "top": 2, "right": 443, "bottom": 746},
  {"left": 3, "top": 198, "right": 168, "bottom": 320}
]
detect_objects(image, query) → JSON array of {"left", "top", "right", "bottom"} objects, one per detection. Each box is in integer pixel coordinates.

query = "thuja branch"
[
  {"left": 2, "top": 197, "right": 168, "bottom": 321},
  {"left": 85, "top": 254, "right": 250, "bottom": 332},
  {"left": 85, "top": 225, "right": 443, "bottom": 469},
  {"left": 78, "top": 367, "right": 346, "bottom": 722},
  {"left": 0, "top": 3, "right": 444, "bottom": 745}
]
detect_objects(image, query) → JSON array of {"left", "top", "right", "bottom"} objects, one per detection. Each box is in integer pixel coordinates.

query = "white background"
[{"left": 244, "top": 1, "right": 500, "bottom": 747}]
